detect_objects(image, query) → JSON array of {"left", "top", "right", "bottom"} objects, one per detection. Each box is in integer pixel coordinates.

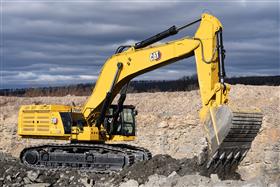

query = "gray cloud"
[{"left": 1, "top": 1, "right": 279, "bottom": 88}]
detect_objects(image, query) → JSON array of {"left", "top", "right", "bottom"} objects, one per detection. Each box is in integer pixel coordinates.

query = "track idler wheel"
[{"left": 23, "top": 150, "right": 39, "bottom": 165}]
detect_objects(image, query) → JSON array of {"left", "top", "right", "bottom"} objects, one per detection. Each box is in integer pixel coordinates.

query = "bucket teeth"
[
  {"left": 219, "top": 152, "right": 225, "bottom": 160},
  {"left": 228, "top": 151, "right": 241, "bottom": 166},
  {"left": 206, "top": 151, "right": 218, "bottom": 169},
  {"left": 227, "top": 152, "right": 233, "bottom": 160},
  {"left": 234, "top": 151, "right": 240, "bottom": 159},
  {"left": 240, "top": 150, "right": 248, "bottom": 161},
  {"left": 223, "top": 152, "right": 233, "bottom": 166},
  {"left": 213, "top": 152, "right": 226, "bottom": 170},
  {"left": 206, "top": 160, "right": 212, "bottom": 169},
  {"left": 212, "top": 151, "right": 218, "bottom": 159},
  {"left": 208, "top": 152, "right": 227, "bottom": 171}
]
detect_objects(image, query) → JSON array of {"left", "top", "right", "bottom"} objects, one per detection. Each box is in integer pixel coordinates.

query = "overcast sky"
[{"left": 1, "top": 0, "right": 279, "bottom": 88}]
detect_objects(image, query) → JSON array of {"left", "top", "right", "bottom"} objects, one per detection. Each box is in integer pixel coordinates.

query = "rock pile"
[{"left": 0, "top": 153, "right": 278, "bottom": 187}]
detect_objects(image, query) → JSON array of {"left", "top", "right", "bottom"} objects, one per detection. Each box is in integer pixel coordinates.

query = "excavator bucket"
[{"left": 204, "top": 105, "right": 262, "bottom": 173}]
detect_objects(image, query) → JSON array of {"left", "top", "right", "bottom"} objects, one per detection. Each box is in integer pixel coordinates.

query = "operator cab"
[{"left": 104, "top": 105, "right": 136, "bottom": 136}]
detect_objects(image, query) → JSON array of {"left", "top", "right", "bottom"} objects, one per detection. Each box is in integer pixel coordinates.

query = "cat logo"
[{"left": 150, "top": 51, "right": 161, "bottom": 61}]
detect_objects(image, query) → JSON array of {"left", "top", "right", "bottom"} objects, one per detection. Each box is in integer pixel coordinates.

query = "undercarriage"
[{"left": 20, "top": 143, "right": 152, "bottom": 172}]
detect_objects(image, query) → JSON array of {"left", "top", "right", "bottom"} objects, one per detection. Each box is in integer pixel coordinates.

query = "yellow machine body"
[
  {"left": 18, "top": 104, "right": 135, "bottom": 142},
  {"left": 18, "top": 13, "right": 262, "bottom": 173}
]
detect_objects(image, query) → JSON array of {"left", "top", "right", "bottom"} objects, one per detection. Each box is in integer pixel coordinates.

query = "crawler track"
[{"left": 20, "top": 143, "right": 152, "bottom": 172}]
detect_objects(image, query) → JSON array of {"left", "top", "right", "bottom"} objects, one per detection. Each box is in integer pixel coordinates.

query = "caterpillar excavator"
[{"left": 18, "top": 13, "right": 262, "bottom": 173}]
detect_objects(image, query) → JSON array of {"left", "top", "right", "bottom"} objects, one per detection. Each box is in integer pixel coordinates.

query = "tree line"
[{"left": 1, "top": 75, "right": 279, "bottom": 97}]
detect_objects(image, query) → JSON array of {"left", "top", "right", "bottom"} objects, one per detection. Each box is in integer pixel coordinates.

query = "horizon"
[{"left": 1, "top": 74, "right": 279, "bottom": 90}]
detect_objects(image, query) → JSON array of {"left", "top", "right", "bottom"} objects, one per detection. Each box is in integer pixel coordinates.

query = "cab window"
[
  {"left": 123, "top": 108, "right": 134, "bottom": 124},
  {"left": 121, "top": 108, "right": 135, "bottom": 136}
]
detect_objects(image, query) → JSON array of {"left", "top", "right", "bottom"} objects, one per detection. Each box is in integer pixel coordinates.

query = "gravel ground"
[{"left": 0, "top": 85, "right": 279, "bottom": 186}]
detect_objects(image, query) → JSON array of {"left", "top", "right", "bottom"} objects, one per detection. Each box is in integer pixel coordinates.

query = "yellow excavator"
[{"left": 18, "top": 13, "right": 262, "bottom": 173}]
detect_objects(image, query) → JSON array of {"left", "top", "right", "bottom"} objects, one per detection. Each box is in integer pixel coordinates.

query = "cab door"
[
  {"left": 120, "top": 108, "right": 136, "bottom": 136},
  {"left": 105, "top": 105, "right": 136, "bottom": 136}
]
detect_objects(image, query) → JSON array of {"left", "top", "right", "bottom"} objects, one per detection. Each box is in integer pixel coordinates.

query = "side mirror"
[{"left": 133, "top": 110, "right": 138, "bottom": 116}]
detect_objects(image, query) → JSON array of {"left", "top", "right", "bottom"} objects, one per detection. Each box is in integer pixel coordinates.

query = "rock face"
[{"left": 0, "top": 85, "right": 279, "bottom": 186}]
